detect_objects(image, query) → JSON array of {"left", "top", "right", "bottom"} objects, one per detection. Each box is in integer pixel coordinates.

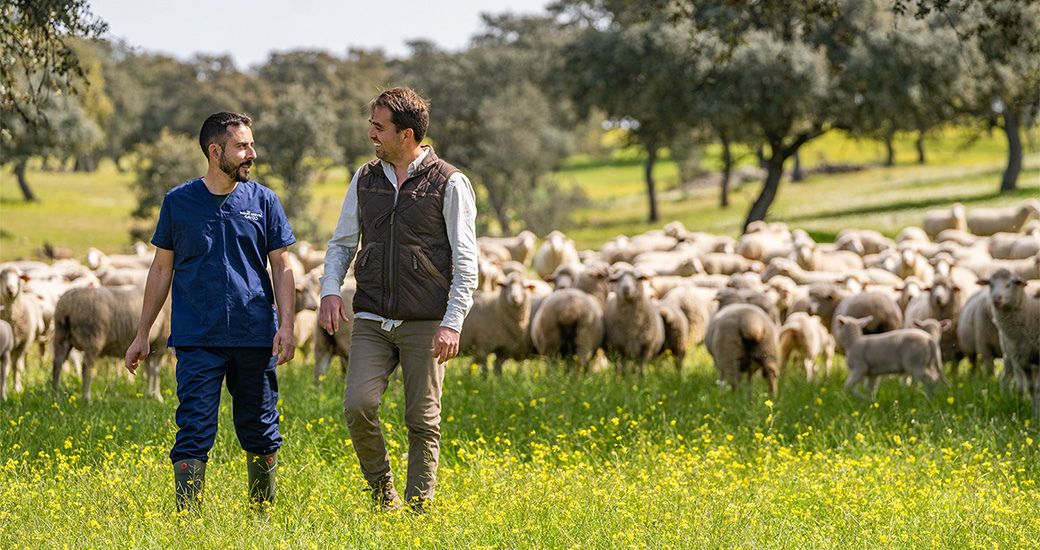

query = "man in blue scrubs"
[{"left": 125, "top": 112, "right": 297, "bottom": 511}]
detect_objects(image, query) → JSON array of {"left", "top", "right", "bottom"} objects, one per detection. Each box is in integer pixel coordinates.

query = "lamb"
[
  {"left": 895, "top": 277, "right": 926, "bottom": 312},
  {"left": 736, "top": 230, "right": 792, "bottom": 263},
  {"left": 903, "top": 272, "right": 969, "bottom": 369},
  {"left": 656, "top": 301, "right": 690, "bottom": 371},
  {"left": 979, "top": 268, "right": 1040, "bottom": 418},
  {"left": 705, "top": 304, "right": 779, "bottom": 398},
  {"left": 530, "top": 289, "right": 604, "bottom": 371},
  {"left": 478, "top": 230, "right": 537, "bottom": 265},
  {"left": 0, "top": 267, "right": 44, "bottom": 400},
  {"left": 966, "top": 199, "right": 1040, "bottom": 236},
  {"left": 778, "top": 312, "right": 835, "bottom": 381},
  {"left": 604, "top": 266, "right": 665, "bottom": 375},
  {"left": 51, "top": 285, "right": 170, "bottom": 403},
  {"left": 956, "top": 289, "right": 1003, "bottom": 378},
  {"left": 835, "top": 315, "right": 947, "bottom": 400},
  {"left": 533, "top": 231, "right": 581, "bottom": 280},
  {"left": 459, "top": 272, "right": 538, "bottom": 375},
  {"left": 313, "top": 282, "right": 356, "bottom": 383},
  {"left": 922, "top": 203, "right": 967, "bottom": 239},
  {"left": 661, "top": 286, "right": 712, "bottom": 346}
]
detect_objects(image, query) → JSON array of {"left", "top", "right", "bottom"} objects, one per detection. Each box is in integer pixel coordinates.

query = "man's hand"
[
  {"left": 319, "top": 295, "right": 349, "bottom": 335},
  {"left": 125, "top": 335, "right": 150, "bottom": 375},
  {"left": 272, "top": 325, "right": 295, "bottom": 365},
  {"left": 432, "top": 326, "right": 460, "bottom": 365}
]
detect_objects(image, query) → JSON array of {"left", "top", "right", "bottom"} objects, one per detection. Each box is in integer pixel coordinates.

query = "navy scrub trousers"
[
  {"left": 171, "top": 347, "right": 282, "bottom": 462},
  {"left": 152, "top": 178, "right": 296, "bottom": 464}
]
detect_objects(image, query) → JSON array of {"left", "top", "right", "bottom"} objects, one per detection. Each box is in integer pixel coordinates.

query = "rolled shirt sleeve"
[
  {"left": 441, "top": 172, "right": 479, "bottom": 332},
  {"left": 320, "top": 168, "right": 363, "bottom": 298}
]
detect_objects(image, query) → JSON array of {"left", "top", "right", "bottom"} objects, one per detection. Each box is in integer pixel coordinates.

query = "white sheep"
[
  {"left": 835, "top": 315, "right": 947, "bottom": 399},
  {"left": 966, "top": 199, "right": 1040, "bottom": 236},
  {"left": 661, "top": 286, "right": 713, "bottom": 346},
  {"left": 980, "top": 268, "right": 1040, "bottom": 418},
  {"left": 604, "top": 266, "right": 665, "bottom": 375},
  {"left": 52, "top": 285, "right": 170, "bottom": 403},
  {"left": 701, "top": 253, "right": 763, "bottom": 276},
  {"left": 705, "top": 303, "right": 779, "bottom": 398},
  {"left": 533, "top": 231, "right": 581, "bottom": 280},
  {"left": 657, "top": 300, "right": 690, "bottom": 371},
  {"left": 0, "top": 267, "right": 44, "bottom": 400},
  {"left": 478, "top": 230, "right": 537, "bottom": 265},
  {"left": 903, "top": 272, "right": 970, "bottom": 369},
  {"left": 793, "top": 243, "right": 864, "bottom": 272},
  {"left": 778, "top": 312, "right": 834, "bottom": 381},
  {"left": 922, "top": 203, "right": 967, "bottom": 239},
  {"left": 459, "top": 271, "right": 538, "bottom": 375},
  {"left": 314, "top": 282, "right": 355, "bottom": 383},
  {"left": 0, "top": 320, "right": 12, "bottom": 402},
  {"left": 956, "top": 289, "right": 1003, "bottom": 378},
  {"left": 529, "top": 288, "right": 604, "bottom": 371}
]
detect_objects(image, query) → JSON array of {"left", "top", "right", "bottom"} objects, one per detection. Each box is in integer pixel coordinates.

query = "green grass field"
[
  {"left": 2, "top": 352, "right": 1038, "bottom": 548},
  {"left": 1, "top": 129, "right": 1040, "bottom": 547}
]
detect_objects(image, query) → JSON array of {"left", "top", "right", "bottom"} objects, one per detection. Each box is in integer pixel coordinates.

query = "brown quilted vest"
[{"left": 352, "top": 147, "right": 458, "bottom": 320}]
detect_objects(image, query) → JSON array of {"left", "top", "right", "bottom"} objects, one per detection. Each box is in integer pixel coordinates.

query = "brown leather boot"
[{"left": 370, "top": 476, "right": 403, "bottom": 512}]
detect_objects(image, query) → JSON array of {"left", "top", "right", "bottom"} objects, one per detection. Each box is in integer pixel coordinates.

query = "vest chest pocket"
[{"left": 354, "top": 244, "right": 383, "bottom": 286}]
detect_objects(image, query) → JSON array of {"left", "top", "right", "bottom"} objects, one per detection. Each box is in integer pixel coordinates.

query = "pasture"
[{"left": 1, "top": 129, "right": 1039, "bottom": 548}]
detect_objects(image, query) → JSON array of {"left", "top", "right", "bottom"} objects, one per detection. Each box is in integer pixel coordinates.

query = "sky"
[{"left": 89, "top": 0, "right": 554, "bottom": 69}]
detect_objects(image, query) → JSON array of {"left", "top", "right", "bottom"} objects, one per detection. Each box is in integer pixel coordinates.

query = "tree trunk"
[
  {"left": 792, "top": 150, "right": 804, "bottom": 182},
  {"left": 720, "top": 136, "right": 733, "bottom": 209},
  {"left": 14, "top": 158, "right": 38, "bottom": 202},
  {"left": 755, "top": 145, "right": 766, "bottom": 169},
  {"left": 1000, "top": 108, "right": 1022, "bottom": 193},
  {"left": 494, "top": 204, "right": 512, "bottom": 236},
  {"left": 644, "top": 145, "right": 659, "bottom": 223},
  {"left": 743, "top": 150, "right": 785, "bottom": 232},
  {"left": 884, "top": 134, "right": 895, "bottom": 167},
  {"left": 915, "top": 131, "right": 926, "bottom": 164}
]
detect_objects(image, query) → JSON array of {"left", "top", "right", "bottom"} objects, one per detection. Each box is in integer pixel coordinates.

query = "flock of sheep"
[{"left": 0, "top": 199, "right": 1038, "bottom": 418}]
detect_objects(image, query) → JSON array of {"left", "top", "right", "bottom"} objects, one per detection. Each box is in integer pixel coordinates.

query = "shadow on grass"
[{"left": 786, "top": 186, "right": 1039, "bottom": 224}]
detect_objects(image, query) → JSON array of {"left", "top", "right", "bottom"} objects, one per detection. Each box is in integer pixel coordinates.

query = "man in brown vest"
[{"left": 318, "top": 87, "right": 478, "bottom": 512}]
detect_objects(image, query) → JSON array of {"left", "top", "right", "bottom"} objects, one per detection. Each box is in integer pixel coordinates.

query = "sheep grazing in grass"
[
  {"left": 835, "top": 315, "right": 947, "bottom": 400},
  {"left": 530, "top": 289, "right": 604, "bottom": 371},
  {"left": 604, "top": 266, "right": 665, "bottom": 375},
  {"left": 0, "top": 267, "right": 43, "bottom": 400},
  {"left": 661, "top": 286, "right": 713, "bottom": 346},
  {"left": 922, "top": 203, "right": 966, "bottom": 239},
  {"left": 656, "top": 301, "right": 690, "bottom": 371},
  {"left": 979, "top": 268, "right": 1040, "bottom": 418},
  {"left": 533, "top": 231, "right": 581, "bottom": 280},
  {"left": 778, "top": 312, "right": 834, "bottom": 381},
  {"left": 459, "top": 272, "right": 538, "bottom": 376},
  {"left": 705, "top": 304, "right": 779, "bottom": 398},
  {"left": 967, "top": 199, "right": 1040, "bottom": 236},
  {"left": 956, "top": 289, "right": 1003, "bottom": 378},
  {"left": 478, "top": 230, "right": 538, "bottom": 265},
  {"left": 52, "top": 285, "right": 170, "bottom": 404}
]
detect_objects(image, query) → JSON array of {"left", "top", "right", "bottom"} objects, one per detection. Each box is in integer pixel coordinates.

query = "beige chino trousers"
[{"left": 344, "top": 318, "right": 445, "bottom": 503}]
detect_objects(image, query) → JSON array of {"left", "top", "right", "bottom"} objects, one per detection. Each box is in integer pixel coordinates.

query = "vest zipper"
[{"left": 385, "top": 205, "right": 397, "bottom": 316}]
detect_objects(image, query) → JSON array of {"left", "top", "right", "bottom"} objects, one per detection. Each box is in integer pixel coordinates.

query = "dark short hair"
[
  {"left": 199, "top": 112, "right": 252, "bottom": 156},
  {"left": 371, "top": 87, "right": 429, "bottom": 143}
]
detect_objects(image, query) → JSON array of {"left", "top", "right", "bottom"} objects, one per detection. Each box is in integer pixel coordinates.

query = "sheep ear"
[
  {"left": 836, "top": 317, "right": 847, "bottom": 326},
  {"left": 977, "top": 278, "right": 989, "bottom": 286},
  {"left": 940, "top": 319, "right": 952, "bottom": 332},
  {"left": 525, "top": 283, "right": 538, "bottom": 291},
  {"left": 912, "top": 320, "right": 924, "bottom": 329},
  {"left": 19, "top": 273, "right": 30, "bottom": 282},
  {"left": 1013, "top": 277, "right": 1026, "bottom": 286},
  {"left": 861, "top": 315, "right": 874, "bottom": 324}
]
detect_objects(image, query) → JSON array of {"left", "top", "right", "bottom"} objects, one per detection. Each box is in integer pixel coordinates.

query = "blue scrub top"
[{"left": 152, "top": 179, "right": 296, "bottom": 347}]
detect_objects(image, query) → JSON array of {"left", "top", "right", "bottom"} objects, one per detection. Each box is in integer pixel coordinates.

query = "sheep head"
[{"left": 980, "top": 268, "right": 1025, "bottom": 310}]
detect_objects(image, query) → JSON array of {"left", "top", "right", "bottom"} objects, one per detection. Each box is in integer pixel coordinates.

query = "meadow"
[{"left": 0, "top": 129, "right": 1039, "bottom": 548}]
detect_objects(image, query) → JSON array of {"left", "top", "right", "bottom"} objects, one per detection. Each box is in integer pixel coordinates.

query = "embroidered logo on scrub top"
[{"left": 239, "top": 210, "right": 263, "bottom": 221}]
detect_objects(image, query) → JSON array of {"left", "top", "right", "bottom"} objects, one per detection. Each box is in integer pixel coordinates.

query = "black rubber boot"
[
  {"left": 246, "top": 451, "right": 277, "bottom": 507},
  {"left": 173, "top": 459, "right": 206, "bottom": 511}
]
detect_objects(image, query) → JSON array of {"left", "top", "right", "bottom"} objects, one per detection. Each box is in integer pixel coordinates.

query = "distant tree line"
[{"left": 1, "top": 0, "right": 1037, "bottom": 238}]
